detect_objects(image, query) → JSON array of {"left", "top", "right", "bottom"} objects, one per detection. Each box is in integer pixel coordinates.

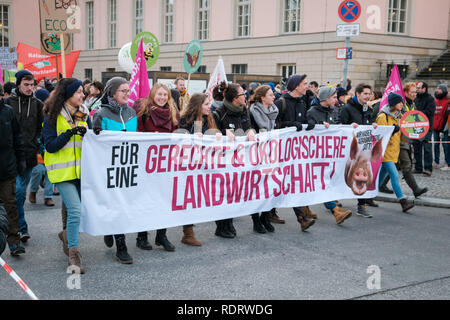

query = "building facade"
[{"left": 3, "top": 0, "right": 450, "bottom": 87}]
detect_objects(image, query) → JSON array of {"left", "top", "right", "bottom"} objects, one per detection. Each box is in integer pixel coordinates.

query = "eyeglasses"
[
  {"left": 237, "top": 93, "right": 246, "bottom": 97},
  {"left": 118, "top": 89, "right": 130, "bottom": 94}
]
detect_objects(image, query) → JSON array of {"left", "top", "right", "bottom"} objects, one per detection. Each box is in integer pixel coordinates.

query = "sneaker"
[
  {"left": 20, "top": 232, "right": 30, "bottom": 243},
  {"left": 356, "top": 205, "right": 373, "bottom": 218},
  {"left": 432, "top": 163, "right": 440, "bottom": 169},
  {"left": 440, "top": 165, "right": 450, "bottom": 171},
  {"left": 423, "top": 170, "right": 432, "bottom": 176},
  {"left": 10, "top": 244, "right": 26, "bottom": 256}
]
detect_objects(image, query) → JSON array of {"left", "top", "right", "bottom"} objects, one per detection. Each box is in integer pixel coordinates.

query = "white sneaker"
[
  {"left": 432, "top": 163, "right": 440, "bottom": 169},
  {"left": 440, "top": 165, "right": 450, "bottom": 171}
]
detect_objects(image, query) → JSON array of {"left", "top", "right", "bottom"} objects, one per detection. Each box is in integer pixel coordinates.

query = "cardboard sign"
[
  {"left": 400, "top": 110, "right": 430, "bottom": 140},
  {"left": 40, "top": 33, "right": 71, "bottom": 55},
  {"left": 39, "top": 0, "right": 81, "bottom": 34}
]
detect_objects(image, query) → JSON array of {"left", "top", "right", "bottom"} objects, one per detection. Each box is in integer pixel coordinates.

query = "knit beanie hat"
[
  {"left": 35, "top": 88, "right": 50, "bottom": 102},
  {"left": 318, "top": 86, "right": 337, "bottom": 101},
  {"left": 64, "top": 79, "right": 83, "bottom": 101},
  {"left": 15, "top": 70, "right": 33, "bottom": 86},
  {"left": 286, "top": 74, "right": 307, "bottom": 92},
  {"left": 104, "top": 77, "right": 128, "bottom": 97},
  {"left": 388, "top": 92, "right": 403, "bottom": 107},
  {"left": 437, "top": 84, "right": 448, "bottom": 94},
  {"left": 336, "top": 87, "right": 347, "bottom": 99}
]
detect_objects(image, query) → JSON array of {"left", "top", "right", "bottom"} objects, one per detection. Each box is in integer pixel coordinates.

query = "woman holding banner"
[
  {"left": 248, "top": 85, "right": 278, "bottom": 233},
  {"left": 211, "top": 82, "right": 256, "bottom": 238},
  {"left": 178, "top": 92, "right": 219, "bottom": 246},
  {"left": 133, "top": 83, "right": 180, "bottom": 252},
  {"left": 42, "top": 78, "right": 91, "bottom": 274}
]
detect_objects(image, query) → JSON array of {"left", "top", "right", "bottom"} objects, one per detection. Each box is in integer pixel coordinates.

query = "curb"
[{"left": 375, "top": 194, "right": 450, "bottom": 209}]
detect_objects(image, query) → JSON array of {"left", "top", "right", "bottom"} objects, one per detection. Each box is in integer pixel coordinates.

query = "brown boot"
[
  {"left": 45, "top": 198, "right": 55, "bottom": 207},
  {"left": 181, "top": 226, "right": 202, "bottom": 246},
  {"left": 400, "top": 198, "right": 414, "bottom": 213},
  {"left": 269, "top": 208, "right": 285, "bottom": 224},
  {"left": 332, "top": 206, "right": 352, "bottom": 225},
  {"left": 68, "top": 247, "right": 85, "bottom": 274},
  {"left": 301, "top": 206, "right": 318, "bottom": 219},
  {"left": 296, "top": 214, "right": 315, "bottom": 232},
  {"left": 58, "top": 230, "right": 69, "bottom": 256},
  {"left": 28, "top": 192, "right": 36, "bottom": 204}
]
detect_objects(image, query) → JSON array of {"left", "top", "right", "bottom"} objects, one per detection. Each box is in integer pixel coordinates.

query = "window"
[
  {"left": 197, "top": 0, "right": 209, "bottom": 40},
  {"left": 232, "top": 64, "right": 247, "bottom": 74},
  {"left": 108, "top": 0, "right": 117, "bottom": 48},
  {"left": 134, "top": 0, "right": 144, "bottom": 36},
  {"left": 283, "top": 0, "right": 301, "bottom": 33},
  {"left": 197, "top": 65, "right": 207, "bottom": 73},
  {"left": 85, "top": 69, "right": 93, "bottom": 81},
  {"left": 237, "top": 0, "right": 251, "bottom": 37},
  {"left": 160, "top": 66, "right": 172, "bottom": 72},
  {"left": 0, "top": 5, "right": 9, "bottom": 47},
  {"left": 280, "top": 64, "right": 296, "bottom": 79},
  {"left": 86, "top": 1, "right": 94, "bottom": 50},
  {"left": 387, "top": 0, "right": 407, "bottom": 34},
  {"left": 164, "top": 0, "right": 174, "bottom": 43}
]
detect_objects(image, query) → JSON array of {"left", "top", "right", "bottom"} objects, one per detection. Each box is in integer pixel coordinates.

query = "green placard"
[
  {"left": 131, "top": 32, "right": 160, "bottom": 69},
  {"left": 183, "top": 40, "right": 203, "bottom": 74}
]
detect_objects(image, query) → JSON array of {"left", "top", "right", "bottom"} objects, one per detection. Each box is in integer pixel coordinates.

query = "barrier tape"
[{"left": 0, "top": 257, "right": 39, "bottom": 300}]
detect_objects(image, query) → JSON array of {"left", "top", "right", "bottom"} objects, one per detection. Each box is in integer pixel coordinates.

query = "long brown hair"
[
  {"left": 137, "top": 83, "right": 178, "bottom": 126},
  {"left": 43, "top": 78, "right": 81, "bottom": 124},
  {"left": 180, "top": 93, "right": 217, "bottom": 130},
  {"left": 248, "top": 85, "right": 271, "bottom": 105}
]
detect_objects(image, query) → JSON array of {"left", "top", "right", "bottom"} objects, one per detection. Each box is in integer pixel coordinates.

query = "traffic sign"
[
  {"left": 338, "top": 1, "right": 362, "bottom": 23},
  {"left": 346, "top": 47, "right": 353, "bottom": 59},
  {"left": 337, "top": 48, "right": 347, "bottom": 60},
  {"left": 400, "top": 110, "right": 430, "bottom": 140},
  {"left": 336, "top": 23, "right": 360, "bottom": 37}
]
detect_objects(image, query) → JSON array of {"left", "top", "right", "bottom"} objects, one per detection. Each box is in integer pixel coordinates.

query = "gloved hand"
[
  {"left": 289, "top": 121, "right": 303, "bottom": 132},
  {"left": 94, "top": 128, "right": 102, "bottom": 135},
  {"left": 305, "top": 120, "right": 315, "bottom": 131},
  {"left": 17, "top": 160, "right": 26, "bottom": 177},
  {"left": 393, "top": 124, "right": 400, "bottom": 134},
  {"left": 121, "top": 129, "right": 127, "bottom": 132},
  {"left": 72, "top": 126, "right": 87, "bottom": 137}
]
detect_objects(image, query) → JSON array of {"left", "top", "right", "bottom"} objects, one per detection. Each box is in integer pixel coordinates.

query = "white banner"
[{"left": 80, "top": 125, "right": 393, "bottom": 236}]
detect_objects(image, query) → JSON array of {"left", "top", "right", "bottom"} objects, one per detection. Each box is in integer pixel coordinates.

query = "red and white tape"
[{"left": 0, "top": 257, "right": 39, "bottom": 300}]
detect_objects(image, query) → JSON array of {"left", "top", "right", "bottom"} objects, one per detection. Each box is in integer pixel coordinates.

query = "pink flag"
[
  {"left": 0, "top": 65, "right": 4, "bottom": 85},
  {"left": 128, "top": 38, "right": 150, "bottom": 107},
  {"left": 380, "top": 64, "right": 405, "bottom": 110}
]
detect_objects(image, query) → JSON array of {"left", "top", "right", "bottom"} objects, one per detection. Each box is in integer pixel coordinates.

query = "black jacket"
[
  {"left": 0, "top": 99, "right": 25, "bottom": 181},
  {"left": 213, "top": 102, "right": 252, "bottom": 136},
  {"left": 415, "top": 92, "right": 436, "bottom": 128},
  {"left": 274, "top": 92, "right": 308, "bottom": 128},
  {"left": 0, "top": 202, "right": 8, "bottom": 255},
  {"left": 306, "top": 101, "right": 337, "bottom": 125},
  {"left": 340, "top": 96, "right": 372, "bottom": 125},
  {"left": 6, "top": 92, "right": 43, "bottom": 168},
  {"left": 179, "top": 115, "right": 210, "bottom": 134}
]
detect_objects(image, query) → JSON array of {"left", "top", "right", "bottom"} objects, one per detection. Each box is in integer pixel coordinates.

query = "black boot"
[
  {"left": 251, "top": 213, "right": 266, "bottom": 234},
  {"left": 403, "top": 171, "right": 428, "bottom": 198},
  {"left": 115, "top": 235, "right": 133, "bottom": 264},
  {"left": 379, "top": 175, "right": 394, "bottom": 194},
  {"left": 104, "top": 235, "right": 114, "bottom": 248},
  {"left": 136, "top": 231, "right": 153, "bottom": 250},
  {"left": 215, "top": 220, "right": 234, "bottom": 238},
  {"left": 260, "top": 211, "right": 275, "bottom": 232},
  {"left": 226, "top": 219, "right": 236, "bottom": 236},
  {"left": 400, "top": 198, "right": 414, "bottom": 213},
  {"left": 155, "top": 229, "right": 175, "bottom": 252}
]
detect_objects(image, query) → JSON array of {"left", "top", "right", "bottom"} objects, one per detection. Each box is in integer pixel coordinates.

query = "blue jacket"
[
  {"left": 92, "top": 103, "right": 137, "bottom": 132},
  {"left": 42, "top": 116, "right": 92, "bottom": 153}
]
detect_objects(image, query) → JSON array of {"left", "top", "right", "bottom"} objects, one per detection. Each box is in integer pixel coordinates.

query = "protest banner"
[{"left": 80, "top": 125, "right": 393, "bottom": 236}]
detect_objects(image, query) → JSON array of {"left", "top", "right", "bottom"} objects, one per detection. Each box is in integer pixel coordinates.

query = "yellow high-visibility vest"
[{"left": 45, "top": 114, "right": 87, "bottom": 184}]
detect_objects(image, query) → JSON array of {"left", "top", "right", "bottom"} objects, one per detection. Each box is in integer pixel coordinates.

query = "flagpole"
[
  {"left": 186, "top": 73, "right": 191, "bottom": 96},
  {"left": 60, "top": 33, "right": 66, "bottom": 78}
]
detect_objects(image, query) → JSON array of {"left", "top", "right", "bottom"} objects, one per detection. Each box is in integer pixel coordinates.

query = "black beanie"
[
  {"left": 388, "top": 92, "right": 403, "bottom": 107},
  {"left": 15, "top": 70, "right": 33, "bottom": 86},
  {"left": 286, "top": 74, "right": 307, "bottom": 92}
]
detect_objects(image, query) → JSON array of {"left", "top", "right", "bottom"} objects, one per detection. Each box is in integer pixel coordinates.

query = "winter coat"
[
  {"left": 433, "top": 97, "right": 449, "bottom": 131},
  {"left": 5, "top": 92, "right": 43, "bottom": 168},
  {"left": 306, "top": 100, "right": 337, "bottom": 125},
  {"left": 179, "top": 115, "right": 210, "bottom": 134},
  {"left": 376, "top": 106, "right": 401, "bottom": 163},
  {"left": 210, "top": 100, "right": 223, "bottom": 113},
  {"left": 0, "top": 99, "right": 25, "bottom": 181},
  {"left": 93, "top": 103, "right": 137, "bottom": 132},
  {"left": 340, "top": 96, "right": 372, "bottom": 125},
  {"left": 415, "top": 92, "right": 436, "bottom": 129},
  {"left": 212, "top": 101, "right": 252, "bottom": 136},
  {"left": 274, "top": 92, "right": 308, "bottom": 128},
  {"left": 0, "top": 202, "right": 8, "bottom": 255}
]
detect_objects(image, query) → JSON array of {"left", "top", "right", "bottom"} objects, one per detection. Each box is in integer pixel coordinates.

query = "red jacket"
[{"left": 433, "top": 97, "right": 449, "bottom": 131}]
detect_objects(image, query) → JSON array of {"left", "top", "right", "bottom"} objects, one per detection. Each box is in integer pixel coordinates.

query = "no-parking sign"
[
  {"left": 399, "top": 110, "right": 430, "bottom": 140},
  {"left": 338, "top": 1, "right": 362, "bottom": 23}
]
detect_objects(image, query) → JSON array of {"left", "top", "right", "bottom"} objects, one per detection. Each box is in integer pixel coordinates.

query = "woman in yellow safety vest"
[{"left": 42, "top": 78, "right": 91, "bottom": 274}]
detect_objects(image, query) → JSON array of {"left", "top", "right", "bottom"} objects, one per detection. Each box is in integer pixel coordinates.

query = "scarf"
[
  {"left": 223, "top": 99, "right": 245, "bottom": 114},
  {"left": 149, "top": 105, "right": 173, "bottom": 131},
  {"left": 250, "top": 102, "right": 279, "bottom": 131},
  {"left": 107, "top": 96, "right": 126, "bottom": 113},
  {"left": 62, "top": 103, "right": 89, "bottom": 128}
]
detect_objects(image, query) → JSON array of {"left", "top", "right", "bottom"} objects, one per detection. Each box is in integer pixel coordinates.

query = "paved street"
[{"left": 0, "top": 189, "right": 449, "bottom": 300}]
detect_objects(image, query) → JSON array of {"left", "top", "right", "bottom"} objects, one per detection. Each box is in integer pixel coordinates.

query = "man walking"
[{"left": 5, "top": 70, "right": 43, "bottom": 243}]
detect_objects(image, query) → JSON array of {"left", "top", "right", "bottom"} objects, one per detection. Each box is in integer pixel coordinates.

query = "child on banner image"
[
  {"left": 274, "top": 74, "right": 316, "bottom": 231},
  {"left": 42, "top": 78, "right": 91, "bottom": 274},
  {"left": 177, "top": 92, "right": 219, "bottom": 246},
  {"left": 376, "top": 92, "right": 415, "bottom": 213},
  {"left": 248, "top": 84, "right": 278, "bottom": 233},
  {"left": 93, "top": 77, "right": 141, "bottom": 264},
  {"left": 212, "top": 82, "right": 256, "bottom": 238},
  {"left": 133, "top": 83, "right": 180, "bottom": 252},
  {"left": 306, "top": 86, "right": 353, "bottom": 225}
]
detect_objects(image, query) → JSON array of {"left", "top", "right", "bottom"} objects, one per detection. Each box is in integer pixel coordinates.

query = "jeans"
[
  {"left": 56, "top": 180, "right": 81, "bottom": 248},
  {"left": 324, "top": 201, "right": 337, "bottom": 213},
  {"left": 378, "top": 162, "right": 404, "bottom": 199},
  {"left": 434, "top": 130, "right": 450, "bottom": 165},
  {"left": 413, "top": 131, "right": 433, "bottom": 172},
  {"left": 29, "top": 164, "right": 53, "bottom": 199},
  {"left": 16, "top": 167, "right": 33, "bottom": 233}
]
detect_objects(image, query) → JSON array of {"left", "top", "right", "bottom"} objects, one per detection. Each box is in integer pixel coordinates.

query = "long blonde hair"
[{"left": 137, "top": 83, "right": 178, "bottom": 126}]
